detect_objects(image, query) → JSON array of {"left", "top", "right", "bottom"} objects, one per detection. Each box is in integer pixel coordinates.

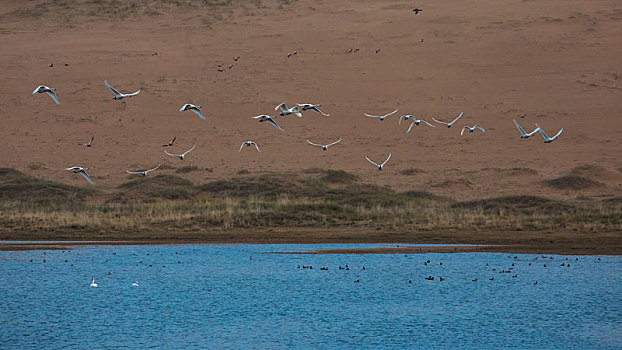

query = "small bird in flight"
[
  {"left": 32, "top": 85, "right": 60, "bottom": 104},
  {"left": 513, "top": 120, "right": 540, "bottom": 139},
  {"left": 276, "top": 103, "right": 302, "bottom": 117},
  {"left": 126, "top": 164, "right": 160, "bottom": 176},
  {"left": 432, "top": 112, "right": 463, "bottom": 128},
  {"left": 105, "top": 81, "right": 141, "bottom": 100},
  {"left": 536, "top": 124, "right": 563, "bottom": 143},
  {"left": 413, "top": 8, "right": 423, "bottom": 14},
  {"left": 179, "top": 104, "right": 205, "bottom": 120},
  {"left": 65, "top": 166, "right": 94, "bottom": 184},
  {"left": 461, "top": 124, "right": 485, "bottom": 135},
  {"left": 296, "top": 103, "right": 330, "bottom": 116},
  {"left": 307, "top": 138, "right": 342, "bottom": 151},
  {"left": 233, "top": 56, "right": 240, "bottom": 61},
  {"left": 81, "top": 137, "right": 94, "bottom": 147},
  {"left": 253, "top": 115, "right": 283, "bottom": 131},
  {"left": 162, "top": 137, "right": 177, "bottom": 147},
  {"left": 366, "top": 153, "right": 392, "bottom": 171},
  {"left": 239, "top": 141, "right": 260, "bottom": 152},
  {"left": 164, "top": 144, "right": 196, "bottom": 160},
  {"left": 364, "top": 109, "right": 398, "bottom": 121},
  {"left": 375, "top": 48, "right": 381, "bottom": 54}
]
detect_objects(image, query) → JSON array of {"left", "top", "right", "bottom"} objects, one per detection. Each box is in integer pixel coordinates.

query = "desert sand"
[{"left": 0, "top": 0, "right": 621, "bottom": 250}]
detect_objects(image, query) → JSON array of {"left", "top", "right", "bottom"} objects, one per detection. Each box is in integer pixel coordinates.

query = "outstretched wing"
[
  {"left": 275, "top": 103, "right": 287, "bottom": 113},
  {"left": 399, "top": 115, "right": 408, "bottom": 125},
  {"left": 327, "top": 138, "right": 342, "bottom": 147},
  {"left": 432, "top": 118, "right": 449, "bottom": 126},
  {"left": 191, "top": 109, "right": 206, "bottom": 120},
  {"left": 513, "top": 119, "right": 527, "bottom": 137},
  {"left": 537, "top": 126, "right": 550, "bottom": 141},
  {"left": 80, "top": 171, "right": 94, "bottom": 184},
  {"left": 450, "top": 112, "right": 464, "bottom": 125},
  {"left": 147, "top": 164, "right": 161, "bottom": 172},
  {"left": 525, "top": 125, "right": 541, "bottom": 137},
  {"left": 239, "top": 142, "right": 246, "bottom": 151},
  {"left": 365, "top": 156, "right": 381, "bottom": 168},
  {"left": 384, "top": 109, "right": 399, "bottom": 118},
  {"left": 252, "top": 143, "right": 260, "bottom": 152},
  {"left": 127, "top": 89, "right": 141, "bottom": 97},
  {"left": 104, "top": 81, "right": 121, "bottom": 97},
  {"left": 310, "top": 106, "right": 329, "bottom": 116},
  {"left": 407, "top": 121, "right": 416, "bottom": 133},
  {"left": 183, "top": 144, "right": 196, "bottom": 156},
  {"left": 164, "top": 150, "right": 179, "bottom": 157},
  {"left": 126, "top": 170, "right": 143, "bottom": 175},
  {"left": 364, "top": 113, "right": 379, "bottom": 118},
  {"left": 551, "top": 128, "right": 563, "bottom": 140},
  {"left": 381, "top": 153, "right": 392, "bottom": 166},
  {"left": 32, "top": 85, "right": 43, "bottom": 94},
  {"left": 422, "top": 120, "right": 434, "bottom": 127},
  {"left": 476, "top": 125, "right": 485, "bottom": 132},
  {"left": 266, "top": 118, "right": 283, "bottom": 131},
  {"left": 306, "top": 139, "right": 323, "bottom": 147},
  {"left": 46, "top": 91, "right": 60, "bottom": 104},
  {"left": 179, "top": 104, "right": 190, "bottom": 111}
]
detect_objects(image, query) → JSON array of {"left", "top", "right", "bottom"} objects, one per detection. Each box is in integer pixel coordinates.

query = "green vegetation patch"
[
  {"left": 119, "top": 174, "right": 194, "bottom": 200},
  {"left": 543, "top": 174, "right": 603, "bottom": 190}
]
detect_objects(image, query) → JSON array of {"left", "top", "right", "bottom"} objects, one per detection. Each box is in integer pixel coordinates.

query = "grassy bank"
[{"left": 1, "top": 168, "right": 620, "bottom": 243}]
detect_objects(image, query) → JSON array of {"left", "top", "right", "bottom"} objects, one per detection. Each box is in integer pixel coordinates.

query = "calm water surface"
[{"left": 0, "top": 243, "right": 620, "bottom": 349}]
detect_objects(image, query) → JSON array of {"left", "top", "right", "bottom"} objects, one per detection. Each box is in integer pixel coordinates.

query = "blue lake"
[{"left": 0, "top": 243, "right": 620, "bottom": 349}]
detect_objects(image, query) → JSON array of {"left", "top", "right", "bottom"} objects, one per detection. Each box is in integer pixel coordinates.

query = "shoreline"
[{"left": 1, "top": 228, "right": 620, "bottom": 255}]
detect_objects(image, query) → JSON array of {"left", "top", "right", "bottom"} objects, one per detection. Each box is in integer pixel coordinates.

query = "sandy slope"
[{"left": 1, "top": 0, "right": 621, "bottom": 201}]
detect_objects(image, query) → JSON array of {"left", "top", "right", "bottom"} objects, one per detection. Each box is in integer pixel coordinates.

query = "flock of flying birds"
[
  {"left": 32, "top": 65, "right": 563, "bottom": 185},
  {"left": 33, "top": 79, "right": 564, "bottom": 184}
]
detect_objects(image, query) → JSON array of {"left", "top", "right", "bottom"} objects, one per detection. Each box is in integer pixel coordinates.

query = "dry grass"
[{"left": 0, "top": 168, "right": 620, "bottom": 238}]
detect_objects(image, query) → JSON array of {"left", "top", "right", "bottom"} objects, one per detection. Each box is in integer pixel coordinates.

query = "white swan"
[
  {"left": 252, "top": 115, "right": 283, "bottom": 131},
  {"left": 239, "top": 141, "right": 260, "bottom": 152},
  {"left": 65, "top": 166, "right": 94, "bottom": 184},
  {"left": 126, "top": 164, "right": 160, "bottom": 176},
  {"left": 164, "top": 144, "right": 196, "bottom": 160},
  {"left": 105, "top": 80, "right": 141, "bottom": 100},
  {"left": 432, "top": 112, "right": 463, "bottom": 128},
  {"left": 513, "top": 119, "right": 540, "bottom": 138},
  {"left": 307, "top": 138, "right": 341, "bottom": 151},
  {"left": 32, "top": 85, "right": 60, "bottom": 104},
  {"left": 90, "top": 277, "right": 98, "bottom": 288},
  {"left": 461, "top": 124, "right": 485, "bottom": 135},
  {"left": 296, "top": 103, "right": 330, "bottom": 116},
  {"left": 365, "top": 153, "right": 392, "bottom": 170},
  {"left": 179, "top": 104, "right": 205, "bottom": 120},
  {"left": 536, "top": 124, "right": 563, "bottom": 143},
  {"left": 275, "top": 103, "right": 302, "bottom": 117},
  {"left": 364, "top": 109, "right": 398, "bottom": 121}
]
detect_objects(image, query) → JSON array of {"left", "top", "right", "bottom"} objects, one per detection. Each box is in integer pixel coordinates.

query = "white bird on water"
[
  {"left": 164, "top": 144, "right": 196, "bottom": 160},
  {"left": 296, "top": 103, "right": 330, "bottom": 116},
  {"left": 306, "top": 138, "right": 341, "bottom": 151},
  {"left": 365, "top": 153, "right": 392, "bottom": 171},
  {"left": 239, "top": 141, "right": 260, "bottom": 152},
  {"left": 252, "top": 115, "right": 283, "bottom": 131},
  {"left": 275, "top": 103, "right": 302, "bottom": 117},
  {"left": 364, "top": 109, "right": 398, "bottom": 121},
  {"left": 132, "top": 281, "right": 139, "bottom": 287},
  {"left": 65, "top": 166, "right": 94, "bottom": 184},
  {"left": 179, "top": 104, "right": 205, "bottom": 120},
  {"left": 432, "top": 112, "right": 463, "bottom": 128},
  {"left": 513, "top": 119, "right": 540, "bottom": 139},
  {"left": 126, "top": 164, "right": 160, "bottom": 176},
  {"left": 105, "top": 80, "right": 141, "bottom": 100},
  {"left": 461, "top": 124, "right": 485, "bottom": 135},
  {"left": 32, "top": 85, "right": 60, "bottom": 104},
  {"left": 536, "top": 124, "right": 563, "bottom": 143},
  {"left": 90, "top": 277, "right": 98, "bottom": 288}
]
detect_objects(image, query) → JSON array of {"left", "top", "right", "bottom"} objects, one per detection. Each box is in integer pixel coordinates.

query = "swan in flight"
[
  {"left": 90, "top": 277, "right": 98, "bottom": 288},
  {"left": 240, "top": 141, "right": 260, "bottom": 152},
  {"left": 365, "top": 153, "right": 392, "bottom": 170},
  {"left": 252, "top": 115, "right": 283, "bottom": 131},
  {"left": 179, "top": 104, "right": 205, "bottom": 120},
  {"left": 536, "top": 124, "right": 563, "bottom": 143},
  {"left": 162, "top": 137, "right": 176, "bottom": 148},
  {"left": 307, "top": 138, "right": 341, "bottom": 151},
  {"left": 132, "top": 281, "right": 139, "bottom": 287},
  {"left": 126, "top": 164, "right": 160, "bottom": 176},
  {"left": 275, "top": 103, "right": 302, "bottom": 117},
  {"left": 513, "top": 119, "right": 540, "bottom": 138},
  {"left": 364, "top": 109, "right": 398, "bottom": 121},
  {"left": 461, "top": 124, "right": 485, "bottom": 135},
  {"left": 65, "top": 166, "right": 94, "bottom": 184},
  {"left": 296, "top": 103, "right": 330, "bottom": 116},
  {"left": 164, "top": 144, "right": 196, "bottom": 160},
  {"left": 32, "top": 85, "right": 60, "bottom": 104},
  {"left": 105, "top": 80, "right": 141, "bottom": 100},
  {"left": 80, "top": 137, "right": 94, "bottom": 147},
  {"left": 432, "top": 112, "right": 463, "bottom": 128}
]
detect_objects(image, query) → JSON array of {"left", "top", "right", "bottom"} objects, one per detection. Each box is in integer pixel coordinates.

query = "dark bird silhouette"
[{"left": 413, "top": 8, "right": 423, "bottom": 14}]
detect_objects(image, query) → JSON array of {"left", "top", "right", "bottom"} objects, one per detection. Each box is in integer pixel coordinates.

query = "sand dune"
[{"left": 1, "top": 0, "right": 621, "bottom": 201}]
